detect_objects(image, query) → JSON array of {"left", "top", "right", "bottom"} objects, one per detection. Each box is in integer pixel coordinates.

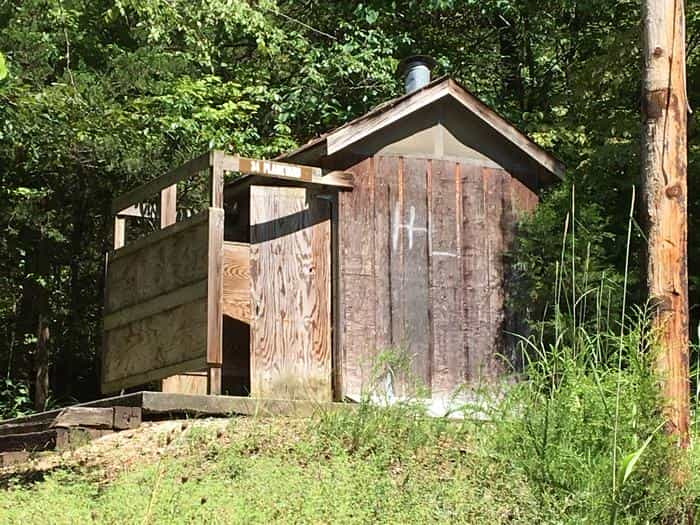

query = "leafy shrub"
[{"left": 0, "top": 377, "right": 31, "bottom": 419}]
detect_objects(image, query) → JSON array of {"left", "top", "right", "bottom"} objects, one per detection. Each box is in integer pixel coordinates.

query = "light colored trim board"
[
  {"left": 113, "top": 217, "right": 125, "bottom": 250},
  {"left": 445, "top": 79, "right": 565, "bottom": 178},
  {"left": 327, "top": 82, "right": 450, "bottom": 156},
  {"left": 281, "top": 78, "right": 564, "bottom": 179}
]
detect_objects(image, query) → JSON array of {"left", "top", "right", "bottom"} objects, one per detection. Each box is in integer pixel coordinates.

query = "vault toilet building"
[{"left": 102, "top": 60, "right": 563, "bottom": 401}]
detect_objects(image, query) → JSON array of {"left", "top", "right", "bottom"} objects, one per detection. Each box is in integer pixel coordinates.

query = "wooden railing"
[
  {"left": 111, "top": 150, "right": 353, "bottom": 250},
  {"left": 104, "top": 150, "right": 353, "bottom": 395}
]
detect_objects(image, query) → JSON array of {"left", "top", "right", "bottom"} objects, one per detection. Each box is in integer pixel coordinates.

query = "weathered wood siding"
[
  {"left": 337, "top": 156, "right": 537, "bottom": 398},
  {"left": 102, "top": 208, "right": 224, "bottom": 393},
  {"left": 249, "top": 186, "right": 332, "bottom": 401}
]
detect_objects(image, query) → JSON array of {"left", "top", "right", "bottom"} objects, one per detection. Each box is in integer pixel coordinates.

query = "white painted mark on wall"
[
  {"left": 431, "top": 251, "right": 458, "bottom": 258},
  {"left": 392, "top": 203, "right": 427, "bottom": 251}
]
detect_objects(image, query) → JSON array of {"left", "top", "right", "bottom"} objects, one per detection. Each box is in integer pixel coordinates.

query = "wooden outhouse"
[{"left": 101, "top": 75, "right": 563, "bottom": 402}]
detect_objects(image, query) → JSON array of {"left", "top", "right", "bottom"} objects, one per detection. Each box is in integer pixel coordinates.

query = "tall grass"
[{"left": 493, "top": 184, "right": 695, "bottom": 523}]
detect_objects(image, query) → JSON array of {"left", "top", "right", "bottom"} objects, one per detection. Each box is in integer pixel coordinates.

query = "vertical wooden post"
[
  {"left": 210, "top": 150, "right": 224, "bottom": 209},
  {"left": 207, "top": 367, "right": 222, "bottom": 396},
  {"left": 207, "top": 152, "right": 225, "bottom": 395},
  {"left": 113, "top": 217, "right": 125, "bottom": 250},
  {"left": 206, "top": 206, "right": 224, "bottom": 396},
  {"left": 160, "top": 184, "right": 177, "bottom": 228},
  {"left": 642, "top": 0, "right": 689, "bottom": 447},
  {"left": 159, "top": 185, "right": 178, "bottom": 393}
]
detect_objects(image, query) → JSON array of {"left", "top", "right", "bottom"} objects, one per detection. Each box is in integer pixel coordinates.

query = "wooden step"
[
  {"left": 0, "top": 429, "right": 68, "bottom": 452},
  {"left": 0, "top": 427, "right": 117, "bottom": 454},
  {"left": 0, "top": 406, "right": 141, "bottom": 456},
  {"left": 0, "top": 451, "right": 29, "bottom": 468},
  {"left": 0, "top": 420, "right": 54, "bottom": 437}
]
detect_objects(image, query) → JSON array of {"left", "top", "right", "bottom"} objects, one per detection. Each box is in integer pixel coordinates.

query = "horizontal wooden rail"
[
  {"left": 223, "top": 154, "right": 353, "bottom": 189},
  {"left": 112, "top": 153, "right": 212, "bottom": 215},
  {"left": 112, "top": 151, "right": 353, "bottom": 215}
]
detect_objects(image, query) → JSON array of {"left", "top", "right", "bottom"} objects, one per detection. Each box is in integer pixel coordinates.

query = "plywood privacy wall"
[
  {"left": 249, "top": 186, "right": 332, "bottom": 401},
  {"left": 102, "top": 208, "right": 224, "bottom": 393},
  {"left": 337, "top": 156, "right": 538, "bottom": 399}
]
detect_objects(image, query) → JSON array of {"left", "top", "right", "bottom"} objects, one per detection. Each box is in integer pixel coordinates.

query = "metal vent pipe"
[{"left": 398, "top": 55, "right": 436, "bottom": 94}]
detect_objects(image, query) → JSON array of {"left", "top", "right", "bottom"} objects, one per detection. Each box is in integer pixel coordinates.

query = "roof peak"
[{"left": 278, "top": 76, "right": 564, "bottom": 181}]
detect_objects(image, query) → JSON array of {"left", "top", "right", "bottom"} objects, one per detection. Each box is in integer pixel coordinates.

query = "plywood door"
[{"left": 249, "top": 186, "right": 332, "bottom": 401}]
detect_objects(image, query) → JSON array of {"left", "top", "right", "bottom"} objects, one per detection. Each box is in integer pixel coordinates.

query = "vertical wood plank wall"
[
  {"left": 337, "top": 156, "right": 538, "bottom": 399},
  {"left": 249, "top": 186, "right": 332, "bottom": 401}
]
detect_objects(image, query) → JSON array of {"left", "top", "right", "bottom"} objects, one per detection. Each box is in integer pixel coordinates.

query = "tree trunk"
[
  {"left": 497, "top": 15, "right": 525, "bottom": 111},
  {"left": 641, "top": 0, "right": 689, "bottom": 449},
  {"left": 34, "top": 315, "right": 49, "bottom": 411}
]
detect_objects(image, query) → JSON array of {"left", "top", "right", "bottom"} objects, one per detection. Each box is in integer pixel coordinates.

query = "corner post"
[
  {"left": 113, "top": 217, "right": 125, "bottom": 250},
  {"left": 160, "top": 184, "right": 177, "bottom": 228},
  {"left": 209, "top": 150, "right": 224, "bottom": 209}
]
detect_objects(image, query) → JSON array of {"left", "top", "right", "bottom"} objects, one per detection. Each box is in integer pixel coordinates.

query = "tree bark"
[
  {"left": 34, "top": 314, "right": 49, "bottom": 411},
  {"left": 641, "top": 0, "right": 689, "bottom": 448}
]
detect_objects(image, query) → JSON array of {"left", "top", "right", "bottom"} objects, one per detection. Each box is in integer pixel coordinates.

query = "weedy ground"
[
  {"left": 0, "top": 389, "right": 698, "bottom": 525},
  {"left": 0, "top": 412, "right": 550, "bottom": 524}
]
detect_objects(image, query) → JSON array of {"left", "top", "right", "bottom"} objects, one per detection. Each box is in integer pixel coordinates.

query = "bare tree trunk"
[
  {"left": 34, "top": 315, "right": 49, "bottom": 411},
  {"left": 641, "top": 0, "right": 689, "bottom": 449}
]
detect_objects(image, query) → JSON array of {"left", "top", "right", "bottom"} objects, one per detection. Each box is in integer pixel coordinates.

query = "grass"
[
  {"left": 0, "top": 414, "right": 552, "bottom": 524},
  {"left": 0, "top": 365, "right": 697, "bottom": 525}
]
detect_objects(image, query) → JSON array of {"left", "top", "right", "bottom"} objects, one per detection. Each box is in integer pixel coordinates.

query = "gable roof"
[{"left": 278, "top": 76, "right": 564, "bottom": 180}]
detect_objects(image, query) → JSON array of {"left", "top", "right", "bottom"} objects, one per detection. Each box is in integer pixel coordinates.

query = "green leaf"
[
  {"left": 618, "top": 421, "right": 664, "bottom": 486},
  {"left": 0, "top": 52, "right": 7, "bottom": 80}
]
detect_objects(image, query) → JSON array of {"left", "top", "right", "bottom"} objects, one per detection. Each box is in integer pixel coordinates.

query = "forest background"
[{"left": 0, "top": 0, "right": 698, "bottom": 413}]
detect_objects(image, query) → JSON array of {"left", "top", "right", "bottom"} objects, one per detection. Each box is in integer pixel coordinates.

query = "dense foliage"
[{"left": 0, "top": 0, "right": 699, "bottom": 410}]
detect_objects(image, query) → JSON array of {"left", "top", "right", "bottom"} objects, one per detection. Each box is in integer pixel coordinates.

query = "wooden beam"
[
  {"left": 222, "top": 154, "right": 353, "bottom": 189},
  {"left": 140, "top": 391, "right": 355, "bottom": 418},
  {"left": 160, "top": 185, "right": 177, "bottom": 228},
  {"left": 0, "top": 428, "right": 68, "bottom": 452},
  {"left": 112, "top": 152, "right": 350, "bottom": 225},
  {"left": 51, "top": 407, "right": 114, "bottom": 429},
  {"left": 111, "top": 153, "right": 211, "bottom": 214},
  {"left": 113, "top": 217, "right": 125, "bottom": 250},
  {"left": 113, "top": 406, "right": 142, "bottom": 430},
  {"left": 0, "top": 421, "right": 52, "bottom": 437},
  {"left": 210, "top": 150, "right": 225, "bottom": 208},
  {"left": 0, "top": 392, "right": 144, "bottom": 427}
]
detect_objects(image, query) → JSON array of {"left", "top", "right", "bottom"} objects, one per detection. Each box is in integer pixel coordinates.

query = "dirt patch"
[{"left": 0, "top": 416, "right": 309, "bottom": 487}]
